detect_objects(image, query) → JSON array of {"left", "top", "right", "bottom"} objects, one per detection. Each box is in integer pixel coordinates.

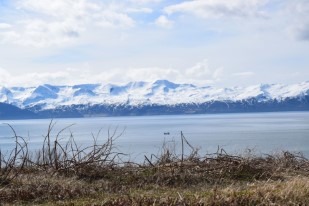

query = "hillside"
[{"left": 0, "top": 80, "right": 309, "bottom": 119}]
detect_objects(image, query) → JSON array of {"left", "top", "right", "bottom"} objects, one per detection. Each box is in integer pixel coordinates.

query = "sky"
[{"left": 0, "top": 0, "right": 308, "bottom": 87}]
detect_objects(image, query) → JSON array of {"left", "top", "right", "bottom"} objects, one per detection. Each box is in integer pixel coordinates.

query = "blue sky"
[{"left": 0, "top": 0, "right": 308, "bottom": 87}]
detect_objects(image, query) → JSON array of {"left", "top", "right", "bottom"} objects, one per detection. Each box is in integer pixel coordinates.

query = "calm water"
[{"left": 1, "top": 112, "right": 309, "bottom": 161}]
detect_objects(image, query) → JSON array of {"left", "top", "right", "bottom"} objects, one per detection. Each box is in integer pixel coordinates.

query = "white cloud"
[
  {"left": 0, "top": 68, "right": 72, "bottom": 87},
  {"left": 184, "top": 59, "right": 223, "bottom": 84},
  {"left": 185, "top": 60, "right": 211, "bottom": 77},
  {"left": 0, "top": 31, "right": 19, "bottom": 43},
  {"left": 213, "top": 68, "right": 224, "bottom": 79},
  {"left": 127, "top": 0, "right": 162, "bottom": 4},
  {"left": 126, "top": 7, "right": 153, "bottom": 13},
  {"left": 0, "top": 0, "right": 308, "bottom": 88},
  {"left": 99, "top": 67, "right": 181, "bottom": 84},
  {"left": 164, "top": 0, "right": 269, "bottom": 19},
  {"left": 0, "top": 59, "right": 223, "bottom": 87},
  {"left": 233, "top": 72, "right": 255, "bottom": 77},
  {"left": 285, "top": 0, "right": 309, "bottom": 41},
  {"left": 10, "top": 19, "right": 82, "bottom": 47},
  {"left": 155, "top": 15, "right": 173, "bottom": 28},
  {"left": 296, "top": 23, "right": 309, "bottom": 40},
  {"left": 0, "top": 23, "right": 12, "bottom": 29},
  {"left": 94, "top": 60, "right": 223, "bottom": 85},
  {"left": 0, "top": 68, "right": 11, "bottom": 84},
  {"left": 0, "top": 0, "right": 136, "bottom": 47}
]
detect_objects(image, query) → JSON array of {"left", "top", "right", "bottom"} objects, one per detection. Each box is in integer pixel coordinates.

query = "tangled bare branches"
[
  {"left": 0, "top": 120, "right": 125, "bottom": 184},
  {"left": 0, "top": 124, "right": 28, "bottom": 185}
]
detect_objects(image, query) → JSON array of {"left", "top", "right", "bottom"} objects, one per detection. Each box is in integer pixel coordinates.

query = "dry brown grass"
[
  {"left": 1, "top": 122, "right": 309, "bottom": 205},
  {"left": 61, "top": 176, "right": 309, "bottom": 206},
  {"left": 4, "top": 174, "right": 306, "bottom": 205}
]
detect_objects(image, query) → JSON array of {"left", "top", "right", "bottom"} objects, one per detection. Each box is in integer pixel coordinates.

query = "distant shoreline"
[{"left": 1, "top": 99, "right": 309, "bottom": 120}]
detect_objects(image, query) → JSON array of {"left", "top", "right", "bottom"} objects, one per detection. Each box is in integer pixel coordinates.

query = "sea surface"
[{"left": 1, "top": 112, "right": 309, "bottom": 162}]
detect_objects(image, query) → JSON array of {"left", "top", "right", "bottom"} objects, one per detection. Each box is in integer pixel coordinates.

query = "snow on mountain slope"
[
  {"left": 0, "top": 86, "right": 13, "bottom": 103},
  {"left": 23, "top": 84, "right": 60, "bottom": 106},
  {"left": 0, "top": 80, "right": 308, "bottom": 110}
]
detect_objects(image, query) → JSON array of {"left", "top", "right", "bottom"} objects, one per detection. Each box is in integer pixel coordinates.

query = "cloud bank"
[
  {"left": 0, "top": 59, "right": 223, "bottom": 87},
  {"left": 0, "top": 0, "right": 308, "bottom": 88}
]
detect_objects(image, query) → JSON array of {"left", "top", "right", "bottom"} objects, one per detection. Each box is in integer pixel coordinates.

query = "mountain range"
[{"left": 0, "top": 80, "right": 308, "bottom": 119}]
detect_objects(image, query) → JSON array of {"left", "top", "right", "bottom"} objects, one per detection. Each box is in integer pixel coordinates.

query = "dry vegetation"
[{"left": 1, "top": 121, "right": 309, "bottom": 205}]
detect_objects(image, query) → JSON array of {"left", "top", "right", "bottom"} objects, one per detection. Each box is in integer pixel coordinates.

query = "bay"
[{"left": 1, "top": 112, "right": 309, "bottom": 162}]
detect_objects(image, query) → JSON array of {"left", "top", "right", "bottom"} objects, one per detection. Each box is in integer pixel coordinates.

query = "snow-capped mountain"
[{"left": 0, "top": 80, "right": 308, "bottom": 119}]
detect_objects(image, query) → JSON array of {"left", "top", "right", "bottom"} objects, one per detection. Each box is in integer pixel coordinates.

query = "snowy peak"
[
  {"left": 72, "top": 84, "right": 100, "bottom": 91},
  {"left": 126, "top": 81, "right": 147, "bottom": 89},
  {"left": 73, "top": 88, "right": 96, "bottom": 97},
  {"left": 152, "top": 80, "right": 179, "bottom": 89},
  {"left": 72, "top": 84, "right": 99, "bottom": 97},
  {"left": 0, "top": 86, "right": 13, "bottom": 103},
  {"left": 23, "top": 85, "right": 60, "bottom": 106},
  {"left": 0, "top": 80, "right": 308, "bottom": 110}
]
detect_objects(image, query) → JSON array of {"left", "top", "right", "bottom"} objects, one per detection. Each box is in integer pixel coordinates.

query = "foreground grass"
[
  {"left": 49, "top": 177, "right": 309, "bottom": 206},
  {"left": 1, "top": 123, "right": 309, "bottom": 205},
  {"left": 1, "top": 152, "right": 309, "bottom": 205}
]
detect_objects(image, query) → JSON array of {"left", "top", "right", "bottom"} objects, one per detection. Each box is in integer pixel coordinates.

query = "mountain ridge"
[
  {"left": 0, "top": 102, "right": 37, "bottom": 120},
  {"left": 0, "top": 80, "right": 308, "bottom": 119}
]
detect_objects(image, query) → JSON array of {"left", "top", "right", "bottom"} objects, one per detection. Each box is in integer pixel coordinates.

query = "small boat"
[{"left": 164, "top": 132, "right": 170, "bottom": 135}]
